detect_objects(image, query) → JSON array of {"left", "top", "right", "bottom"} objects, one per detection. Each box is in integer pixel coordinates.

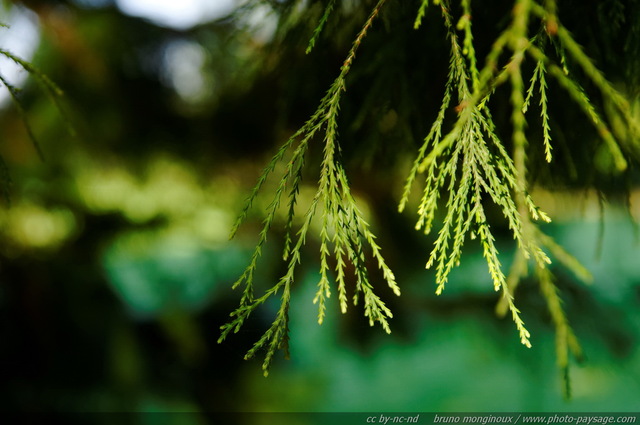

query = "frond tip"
[{"left": 306, "top": 0, "right": 337, "bottom": 54}]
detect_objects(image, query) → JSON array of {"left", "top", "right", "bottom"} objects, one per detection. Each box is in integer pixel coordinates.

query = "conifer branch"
[
  {"left": 523, "top": 60, "right": 553, "bottom": 162},
  {"left": 222, "top": 0, "right": 640, "bottom": 388},
  {"left": 402, "top": 0, "right": 622, "bottom": 355},
  {"left": 527, "top": 44, "right": 628, "bottom": 171},
  {"left": 414, "top": 0, "right": 430, "bottom": 30},
  {"left": 0, "top": 73, "right": 45, "bottom": 161},
  {"left": 220, "top": 0, "right": 397, "bottom": 374},
  {"left": 306, "top": 0, "right": 337, "bottom": 54},
  {"left": 536, "top": 266, "right": 582, "bottom": 399},
  {"left": 0, "top": 42, "right": 70, "bottom": 202},
  {"left": 0, "top": 47, "right": 67, "bottom": 162}
]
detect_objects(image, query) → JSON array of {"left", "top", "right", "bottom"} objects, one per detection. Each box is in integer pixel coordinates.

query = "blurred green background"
[{"left": 0, "top": 0, "right": 639, "bottom": 421}]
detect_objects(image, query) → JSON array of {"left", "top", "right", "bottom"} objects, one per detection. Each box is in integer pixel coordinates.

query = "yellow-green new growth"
[
  {"left": 221, "top": 0, "right": 640, "bottom": 392},
  {"left": 219, "top": 0, "right": 398, "bottom": 375},
  {"left": 400, "top": 0, "right": 637, "bottom": 396}
]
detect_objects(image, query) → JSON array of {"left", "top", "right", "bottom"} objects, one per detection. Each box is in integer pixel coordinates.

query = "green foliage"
[
  {"left": 220, "top": 0, "right": 640, "bottom": 390},
  {"left": 305, "top": 0, "right": 337, "bottom": 54},
  {"left": 0, "top": 0, "right": 637, "bottom": 412},
  {"left": 219, "top": 0, "right": 399, "bottom": 376}
]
